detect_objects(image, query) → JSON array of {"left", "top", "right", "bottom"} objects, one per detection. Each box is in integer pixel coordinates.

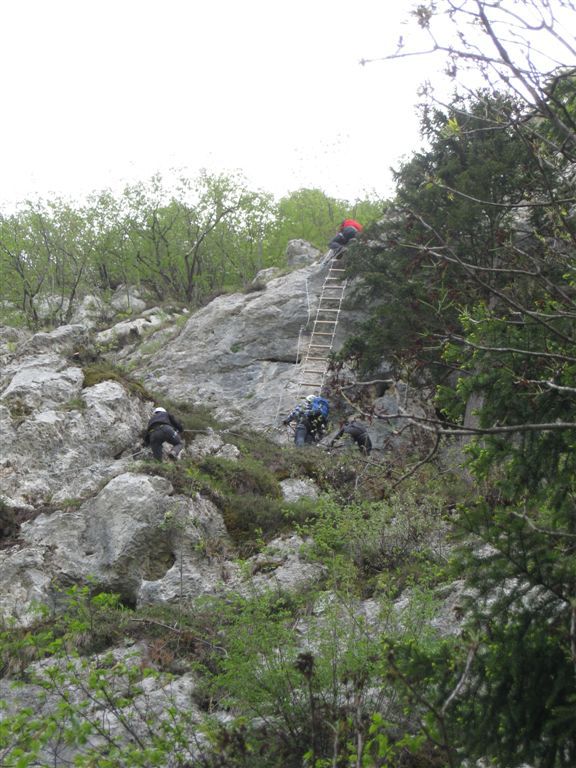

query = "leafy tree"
[
  {"left": 341, "top": 3, "right": 576, "bottom": 765},
  {"left": 172, "top": 171, "right": 276, "bottom": 298},
  {"left": 344, "top": 91, "right": 545, "bottom": 382},
  {"left": 0, "top": 198, "right": 101, "bottom": 327}
]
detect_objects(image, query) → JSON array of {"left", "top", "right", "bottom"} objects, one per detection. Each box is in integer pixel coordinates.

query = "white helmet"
[
  {"left": 153, "top": 407, "right": 167, "bottom": 413},
  {"left": 305, "top": 395, "right": 316, "bottom": 403}
]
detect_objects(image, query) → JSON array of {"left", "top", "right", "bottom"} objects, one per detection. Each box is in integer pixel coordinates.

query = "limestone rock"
[
  {"left": 96, "top": 315, "right": 163, "bottom": 348},
  {"left": 0, "top": 377, "right": 151, "bottom": 504},
  {"left": 0, "top": 472, "right": 230, "bottom": 625},
  {"left": 280, "top": 477, "right": 319, "bottom": 502},
  {"left": 253, "top": 266, "right": 282, "bottom": 284},
  {"left": 187, "top": 429, "right": 240, "bottom": 461},
  {"left": 1, "top": 364, "right": 84, "bottom": 409},
  {"left": 231, "top": 534, "right": 326, "bottom": 597},
  {"left": 18, "top": 324, "right": 90, "bottom": 357},
  {"left": 0, "top": 325, "right": 30, "bottom": 366},
  {"left": 110, "top": 284, "right": 147, "bottom": 314},
  {"left": 0, "top": 645, "right": 202, "bottom": 766},
  {"left": 69, "top": 294, "right": 108, "bottom": 327},
  {"left": 285, "top": 238, "right": 322, "bottom": 267}
]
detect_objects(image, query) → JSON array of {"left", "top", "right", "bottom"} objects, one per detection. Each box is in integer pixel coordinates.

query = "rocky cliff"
[{"left": 0, "top": 242, "right": 448, "bottom": 766}]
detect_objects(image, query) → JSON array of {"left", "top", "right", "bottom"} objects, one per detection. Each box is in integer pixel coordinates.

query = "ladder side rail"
[{"left": 296, "top": 265, "right": 347, "bottom": 398}]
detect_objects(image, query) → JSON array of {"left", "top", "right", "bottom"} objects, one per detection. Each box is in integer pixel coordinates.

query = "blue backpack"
[{"left": 309, "top": 396, "right": 329, "bottom": 419}]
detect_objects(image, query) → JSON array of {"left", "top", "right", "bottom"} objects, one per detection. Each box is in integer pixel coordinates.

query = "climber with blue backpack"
[{"left": 283, "top": 395, "right": 330, "bottom": 446}]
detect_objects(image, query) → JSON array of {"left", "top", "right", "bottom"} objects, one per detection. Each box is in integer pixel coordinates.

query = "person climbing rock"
[
  {"left": 330, "top": 415, "right": 372, "bottom": 456},
  {"left": 144, "top": 406, "right": 184, "bottom": 461},
  {"left": 328, "top": 218, "right": 363, "bottom": 257},
  {"left": 283, "top": 395, "right": 330, "bottom": 445}
]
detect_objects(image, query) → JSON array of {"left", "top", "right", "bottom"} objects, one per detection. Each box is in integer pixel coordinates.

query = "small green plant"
[
  {"left": 6, "top": 397, "right": 33, "bottom": 423},
  {"left": 59, "top": 396, "right": 87, "bottom": 412},
  {"left": 81, "top": 362, "right": 152, "bottom": 400}
]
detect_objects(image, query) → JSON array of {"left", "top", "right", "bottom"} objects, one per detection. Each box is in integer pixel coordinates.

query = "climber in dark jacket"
[
  {"left": 144, "top": 407, "right": 184, "bottom": 461},
  {"left": 330, "top": 417, "right": 372, "bottom": 456},
  {"left": 328, "top": 219, "right": 363, "bottom": 257}
]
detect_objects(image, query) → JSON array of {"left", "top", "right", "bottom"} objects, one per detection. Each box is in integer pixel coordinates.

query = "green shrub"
[
  {"left": 82, "top": 362, "right": 152, "bottom": 400},
  {"left": 302, "top": 484, "right": 452, "bottom": 597},
  {"left": 220, "top": 494, "right": 290, "bottom": 552},
  {"left": 198, "top": 455, "right": 281, "bottom": 498}
]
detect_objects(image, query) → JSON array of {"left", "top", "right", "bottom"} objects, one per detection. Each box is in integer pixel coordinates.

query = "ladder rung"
[
  {"left": 314, "top": 320, "right": 337, "bottom": 324},
  {"left": 310, "top": 332, "right": 335, "bottom": 336},
  {"left": 305, "top": 357, "right": 329, "bottom": 361},
  {"left": 316, "top": 309, "right": 340, "bottom": 313}
]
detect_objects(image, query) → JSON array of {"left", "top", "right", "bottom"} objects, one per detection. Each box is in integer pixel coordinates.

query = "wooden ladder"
[{"left": 296, "top": 253, "right": 347, "bottom": 399}]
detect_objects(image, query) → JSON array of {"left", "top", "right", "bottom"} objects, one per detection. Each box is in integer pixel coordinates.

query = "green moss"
[
  {"left": 82, "top": 362, "right": 152, "bottom": 400},
  {"left": 168, "top": 400, "right": 220, "bottom": 434}
]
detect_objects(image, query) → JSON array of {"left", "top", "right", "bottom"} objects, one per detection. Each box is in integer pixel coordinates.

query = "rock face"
[
  {"left": 138, "top": 258, "right": 368, "bottom": 432},
  {"left": 132, "top": 256, "right": 427, "bottom": 451},
  {"left": 0, "top": 325, "right": 151, "bottom": 503},
  {"left": 0, "top": 472, "right": 229, "bottom": 625},
  {"left": 0, "top": 241, "right": 429, "bottom": 626},
  {"left": 0, "top": 242, "right": 459, "bottom": 766}
]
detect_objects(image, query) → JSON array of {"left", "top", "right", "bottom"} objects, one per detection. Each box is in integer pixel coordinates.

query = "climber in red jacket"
[{"left": 328, "top": 219, "right": 363, "bottom": 257}]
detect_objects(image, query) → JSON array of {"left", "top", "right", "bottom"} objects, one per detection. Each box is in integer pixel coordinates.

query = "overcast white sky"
[{"left": 0, "top": 0, "right": 443, "bottom": 207}]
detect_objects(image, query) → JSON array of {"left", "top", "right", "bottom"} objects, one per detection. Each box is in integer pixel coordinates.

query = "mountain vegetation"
[
  {"left": 0, "top": 172, "right": 383, "bottom": 329},
  {"left": 1, "top": 1, "right": 576, "bottom": 766}
]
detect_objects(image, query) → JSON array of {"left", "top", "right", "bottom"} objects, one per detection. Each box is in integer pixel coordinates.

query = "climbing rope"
[{"left": 304, "top": 274, "right": 312, "bottom": 328}]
